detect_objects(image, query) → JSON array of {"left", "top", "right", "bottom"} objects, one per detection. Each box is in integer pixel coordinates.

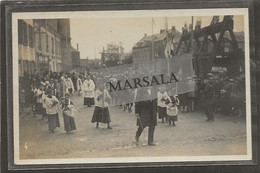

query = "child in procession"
[
  {"left": 157, "top": 86, "right": 171, "bottom": 123},
  {"left": 45, "top": 89, "right": 60, "bottom": 133},
  {"left": 31, "top": 85, "right": 37, "bottom": 117},
  {"left": 61, "top": 93, "right": 77, "bottom": 134},
  {"left": 166, "top": 95, "right": 179, "bottom": 126},
  {"left": 41, "top": 86, "right": 48, "bottom": 120},
  {"left": 91, "top": 84, "right": 112, "bottom": 129},
  {"left": 34, "top": 84, "right": 44, "bottom": 117},
  {"left": 76, "top": 75, "right": 83, "bottom": 96},
  {"left": 82, "top": 75, "right": 95, "bottom": 107}
]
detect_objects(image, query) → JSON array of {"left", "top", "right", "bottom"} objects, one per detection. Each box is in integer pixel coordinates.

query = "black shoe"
[
  {"left": 107, "top": 126, "right": 112, "bottom": 129},
  {"left": 172, "top": 122, "right": 176, "bottom": 126},
  {"left": 135, "top": 136, "right": 139, "bottom": 142},
  {"left": 148, "top": 143, "right": 156, "bottom": 146}
]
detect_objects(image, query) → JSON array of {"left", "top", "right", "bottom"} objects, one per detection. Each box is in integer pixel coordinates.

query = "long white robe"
[
  {"left": 94, "top": 89, "right": 111, "bottom": 107},
  {"left": 45, "top": 96, "right": 59, "bottom": 115},
  {"left": 157, "top": 91, "right": 171, "bottom": 108},
  {"left": 82, "top": 79, "right": 95, "bottom": 98},
  {"left": 67, "top": 78, "right": 75, "bottom": 93}
]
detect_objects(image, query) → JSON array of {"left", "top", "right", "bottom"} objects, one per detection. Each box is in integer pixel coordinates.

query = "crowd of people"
[{"left": 19, "top": 69, "right": 246, "bottom": 146}]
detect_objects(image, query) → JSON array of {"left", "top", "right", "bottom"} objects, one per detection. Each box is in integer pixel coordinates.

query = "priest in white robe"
[{"left": 82, "top": 75, "right": 95, "bottom": 107}]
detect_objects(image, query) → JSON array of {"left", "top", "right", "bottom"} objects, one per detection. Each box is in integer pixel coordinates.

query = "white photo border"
[{"left": 12, "top": 8, "right": 252, "bottom": 165}]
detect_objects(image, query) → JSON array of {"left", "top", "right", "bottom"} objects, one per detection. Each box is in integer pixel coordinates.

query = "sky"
[{"left": 70, "top": 15, "right": 244, "bottom": 59}]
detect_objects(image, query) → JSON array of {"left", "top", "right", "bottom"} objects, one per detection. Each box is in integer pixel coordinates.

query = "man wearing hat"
[
  {"left": 135, "top": 87, "right": 157, "bottom": 146},
  {"left": 202, "top": 75, "right": 215, "bottom": 121}
]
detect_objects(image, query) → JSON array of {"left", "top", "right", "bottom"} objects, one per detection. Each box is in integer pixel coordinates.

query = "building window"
[
  {"left": 23, "top": 22, "right": 28, "bottom": 46},
  {"left": 56, "top": 40, "right": 60, "bottom": 55},
  {"left": 18, "top": 20, "right": 28, "bottom": 46},
  {"left": 38, "top": 32, "right": 42, "bottom": 50},
  {"left": 28, "top": 25, "right": 34, "bottom": 48},
  {"left": 46, "top": 34, "right": 49, "bottom": 52},
  {"left": 18, "top": 20, "right": 24, "bottom": 45},
  {"left": 56, "top": 40, "right": 58, "bottom": 55},
  {"left": 51, "top": 37, "right": 54, "bottom": 54}
]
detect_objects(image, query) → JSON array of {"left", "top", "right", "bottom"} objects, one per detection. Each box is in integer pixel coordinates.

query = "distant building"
[
  {"left": 57, "top": 19, "right": 72, "bottom": 72},
  {"left": 120, "top": 52, "right": 133, "bottom": 64},
  {"left": 132, "top": 26, "right": 181, "bottom": 63},
  {"left": 175, "top": 16, "right": 245, "bottom": 77},
  {"left": 80, "top": 58, "right": 101, "bottom": 73},
  {"left": 101, "top": 42, "right": 125, "bottom": 67},
  {"left": 79, "top": 59, "right": 89, "bottom": 72},
  {"left": 18, "top": 19, "right": 36, "bottom": 76},
  {"left": 71, "top": 44, "right": 81, "bottom": 70},
  {"left": 177, "top": 30, "right": 244, "bottom": 57},
  {"left": 223, "top": 31, "right": 244, "bottom": 53},
  {"left": 18, "top": 19, "right": 72, "bottom": 77},
  {"left": 34, "top": 19, "right": 62, "bottom": 74}
]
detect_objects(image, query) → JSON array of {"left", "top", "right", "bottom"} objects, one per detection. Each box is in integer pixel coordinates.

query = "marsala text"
[{"left": 108, "top": 73, "right": 178, "bottom": 92}]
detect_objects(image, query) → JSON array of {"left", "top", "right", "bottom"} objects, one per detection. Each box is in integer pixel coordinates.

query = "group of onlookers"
[{"left": 19, "top": 69, "right": 246, "bottom": 146}]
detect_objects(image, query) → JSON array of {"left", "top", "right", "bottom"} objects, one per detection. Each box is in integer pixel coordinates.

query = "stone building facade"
[
  {"left": 18, "top": 19, "right": 73, "bottom": 77},
  {"left": 132, "top": 26, "right": 181, "bottom": 63}
]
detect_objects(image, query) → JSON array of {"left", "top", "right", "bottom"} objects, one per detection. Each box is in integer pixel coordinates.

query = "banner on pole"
[{"left": 94, "top": 53, "right": 195, "bottom": 107}]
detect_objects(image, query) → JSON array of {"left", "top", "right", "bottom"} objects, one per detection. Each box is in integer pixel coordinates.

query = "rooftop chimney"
[{"left": 77, "top": 43, "right": 79, "bottom": 51}]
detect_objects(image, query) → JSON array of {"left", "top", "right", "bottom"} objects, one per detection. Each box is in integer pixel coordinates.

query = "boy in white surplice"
[{"left": 82, "top": 75, "right": 95, "bottom": 107}]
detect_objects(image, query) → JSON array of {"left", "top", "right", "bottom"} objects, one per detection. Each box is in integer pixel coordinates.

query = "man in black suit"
[
  {"left": 135, "top": 87, "right": 157, "bottom": 146},
  {"left": 202, "top": 74, "right": 215, "bottom": 121}
]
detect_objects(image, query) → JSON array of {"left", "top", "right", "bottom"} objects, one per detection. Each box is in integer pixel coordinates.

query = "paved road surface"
[{"left": 19, "top": 94, "right": 247, "bottom": 160}]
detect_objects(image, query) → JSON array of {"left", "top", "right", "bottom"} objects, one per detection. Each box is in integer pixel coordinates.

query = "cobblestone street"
[{"left": 19, "top": 94, "right": 247, "bottom": 160}]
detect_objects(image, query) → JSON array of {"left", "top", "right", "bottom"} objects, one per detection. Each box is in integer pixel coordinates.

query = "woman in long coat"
[{"left": 135, "top": 88, "right": 157, "bottom": 146}]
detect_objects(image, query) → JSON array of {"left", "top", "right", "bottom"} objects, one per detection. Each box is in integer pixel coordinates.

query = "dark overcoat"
[{"left": 135, "top": 89, "right": 157, "bottom": 127}]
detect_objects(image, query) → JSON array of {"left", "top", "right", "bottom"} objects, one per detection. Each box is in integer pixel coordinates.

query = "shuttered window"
[{"left": 28, "top": 25, "right": 34, "bottom": 48}]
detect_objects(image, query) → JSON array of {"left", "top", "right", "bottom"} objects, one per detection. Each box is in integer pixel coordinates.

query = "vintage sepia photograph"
[{"left": 12, "top": 9, "right": 251, "bottom": 165}]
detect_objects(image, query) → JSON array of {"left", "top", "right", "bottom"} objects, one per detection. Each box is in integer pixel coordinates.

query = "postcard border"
[{"left": 2, "top": 0, "right": 258, "bottom": 171}]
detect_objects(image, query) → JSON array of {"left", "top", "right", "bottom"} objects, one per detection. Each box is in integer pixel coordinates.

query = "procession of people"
[{"left": 19, "top": 68, "right": 246, "bottom": 146}]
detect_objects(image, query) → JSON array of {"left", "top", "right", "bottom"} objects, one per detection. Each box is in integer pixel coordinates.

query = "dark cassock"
[
  {"left": 202, "top": 80, "right": 215, "bottom": 121},
  {"left": 135, "top": 88, "right": 157, "bottom": 146},
  {"left": 60, "top": 77, "right": 67, "bottom": 99}
]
